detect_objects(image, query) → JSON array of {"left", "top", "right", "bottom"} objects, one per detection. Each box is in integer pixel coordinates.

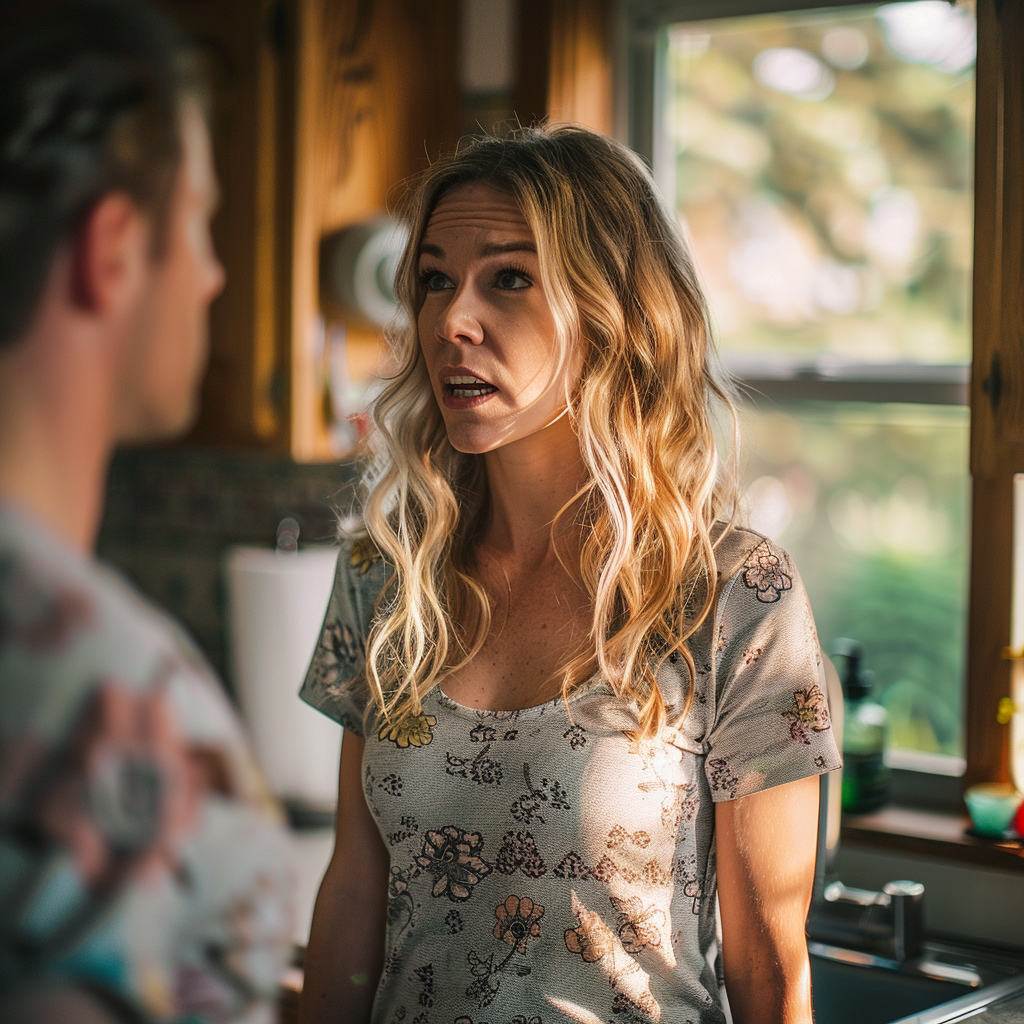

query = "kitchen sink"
[{"left": 810, "top": 939, "right": 1024, "bottom": 1024}]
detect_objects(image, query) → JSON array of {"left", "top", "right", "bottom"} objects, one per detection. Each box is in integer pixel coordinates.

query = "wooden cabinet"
[
  {"left": 163, "top": 0, "right": 460, "bottom": 459},
  {"left": 161, "top": 0, "right": 618, "bottom": 460},
  {"left": 517, "top": 0, "right": 613, "bottom": 133}
]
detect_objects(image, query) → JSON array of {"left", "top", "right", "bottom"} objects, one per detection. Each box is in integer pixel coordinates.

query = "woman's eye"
[
  {"left": 494, "top": 269, "right": 531, "bottom": 290},
  {"left": 420, "top": 270, "right": 453, "bottom": 291}
]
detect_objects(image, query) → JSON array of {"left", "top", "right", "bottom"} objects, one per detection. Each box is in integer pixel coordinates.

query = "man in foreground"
[{"left": 0, "top": 1, "right": 293, "bottom": 1020}]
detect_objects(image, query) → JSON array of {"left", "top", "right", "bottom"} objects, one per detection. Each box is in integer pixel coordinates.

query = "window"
[{"left": 627, "top": 0, "right": 980, "bottom": 783}]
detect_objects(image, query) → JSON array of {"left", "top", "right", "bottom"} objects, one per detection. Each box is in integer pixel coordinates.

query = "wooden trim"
[
  {"left": 972, "top": 0, "right": 1007, "bottom": 475},
  {"left": 966, "top": 0, "right": 1024, "bottom": 789},
  {"left": 998, "top": 0, "right": 1024, "bottom": 447},
  {"left": 287, "top": 0, "right": 322, "bottom": 461},
  {"left": 966, "top": 474, "right": 1014, "bottom": 788},
  {"left": 972, "top": 0, "right": 1024, "bottom": 472}
]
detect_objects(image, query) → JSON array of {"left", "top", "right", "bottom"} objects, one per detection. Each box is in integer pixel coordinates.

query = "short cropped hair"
[{"left": 0, "top": 0, "right": 199, "bottom": 348}]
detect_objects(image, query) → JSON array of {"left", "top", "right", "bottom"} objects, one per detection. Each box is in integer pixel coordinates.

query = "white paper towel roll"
[{"left": 225, "top": 545, "right": 342, "bottom": 805}]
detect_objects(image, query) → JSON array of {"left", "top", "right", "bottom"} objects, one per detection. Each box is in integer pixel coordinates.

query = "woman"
[{"left": 298, "top": 125, "right": 839, "bottom": 1024}]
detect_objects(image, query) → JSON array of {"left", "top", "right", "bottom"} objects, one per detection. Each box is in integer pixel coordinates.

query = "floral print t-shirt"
[
  {"left": 0, "top": 502, "right": 294, "bottom": 1023},
  {"left": 300, "top": 526, "right": 840, "bottom": 1024}
]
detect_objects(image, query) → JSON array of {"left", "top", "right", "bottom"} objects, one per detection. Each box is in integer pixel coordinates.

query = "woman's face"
[{"left": 416, "top": 181, "right": 575, "bottom": 455}]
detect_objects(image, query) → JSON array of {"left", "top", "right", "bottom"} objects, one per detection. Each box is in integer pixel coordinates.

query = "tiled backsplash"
[{"left": 98, "top": 447, "right": 360, "bottom": 687}]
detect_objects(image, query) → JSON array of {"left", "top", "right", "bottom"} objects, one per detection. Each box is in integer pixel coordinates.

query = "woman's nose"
[{"left": 438, "top": 287, "right": 484, "bottom": 346}]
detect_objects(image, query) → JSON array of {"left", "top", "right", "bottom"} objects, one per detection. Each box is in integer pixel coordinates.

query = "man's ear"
[{"left": 69, "top": 192, "right": 150, "bottom": 314}]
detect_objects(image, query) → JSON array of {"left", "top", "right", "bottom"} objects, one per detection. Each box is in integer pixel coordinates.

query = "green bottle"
[{"left": 834, "top": 639, "right": 891, "bottom": 814}]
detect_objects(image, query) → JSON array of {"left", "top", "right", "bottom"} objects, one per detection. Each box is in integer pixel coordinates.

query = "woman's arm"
[
  {"left": 715, "top": 774, "right": 819, "bottom": 1024},
  {"left": 298, "top": 731, "right": 389, "bottom": 1024}
]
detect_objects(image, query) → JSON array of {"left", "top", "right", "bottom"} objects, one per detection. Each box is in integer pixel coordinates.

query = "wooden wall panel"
[{"left": 966, "top": 475, "right": 1014, "bottom": 786}]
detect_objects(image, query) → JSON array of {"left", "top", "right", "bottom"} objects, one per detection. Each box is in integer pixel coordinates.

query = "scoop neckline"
[{"left": 434, "top": 677, "right": 609, "bottom": 720}]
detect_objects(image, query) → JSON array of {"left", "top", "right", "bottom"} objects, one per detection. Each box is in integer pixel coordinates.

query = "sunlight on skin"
[{"left": 717, "top": 775, "right": 818, "bottom": 1024}]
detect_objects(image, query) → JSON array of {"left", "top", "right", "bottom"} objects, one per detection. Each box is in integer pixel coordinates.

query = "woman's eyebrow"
[
  {"left": 480, "top": 241, "right": 537, "bottom": 256},
  {"left": 418, "top": 240, "right": 537, "bottom": 260}
]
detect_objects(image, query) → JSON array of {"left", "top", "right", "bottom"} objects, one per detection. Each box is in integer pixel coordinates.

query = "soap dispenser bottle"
[{"left": 834, "top": 638, "right": 891, "bottom": 813}]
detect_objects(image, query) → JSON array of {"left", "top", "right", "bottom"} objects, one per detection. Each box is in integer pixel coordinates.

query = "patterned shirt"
[
  {"left": 301, "top": 526, "right": 840, "bottom": 1024},
  {"left": 0, "top": 502, "right": 294, "bottom": 1023}
]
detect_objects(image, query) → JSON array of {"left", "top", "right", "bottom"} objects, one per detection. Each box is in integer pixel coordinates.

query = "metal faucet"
[
  {"left": 806, "top": 653, "right": 925, "bottom": 963},
  {"left": 807, "top": 879, "right": 925, "bottom": 962}
]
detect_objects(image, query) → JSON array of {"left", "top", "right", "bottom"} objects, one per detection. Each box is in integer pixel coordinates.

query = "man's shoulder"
[
  {"left": 0, "top": 506, "right": 221, "bottom": 739},
  {"left": 0, "top": 510, "right": 289, "bottom": 1018}
]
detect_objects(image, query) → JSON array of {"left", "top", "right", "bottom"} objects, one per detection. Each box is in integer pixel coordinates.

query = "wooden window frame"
[
  {"left": 967, "top": 0, "right": 1024, "bottom": 789},
  {"left": 620, "top": 0, "right": 1024, "bottom": 816}
]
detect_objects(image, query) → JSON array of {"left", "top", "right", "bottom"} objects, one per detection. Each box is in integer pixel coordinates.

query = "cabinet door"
[
  {"left": 286, "top": 0, "right": 460, "bottom": 459},
  {"left": 164, "top": 0, "right": 460, "bottom": 457},
  {"left": 164, "top": 0, "right": 288, "bottom": 449}
]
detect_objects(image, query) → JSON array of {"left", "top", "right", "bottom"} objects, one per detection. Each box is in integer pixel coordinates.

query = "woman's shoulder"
[
  {"left": 340, "top": 531, "right": 391, "bottom": 596},
  {"left": 320, "top": 530, "right": 392, "bottom": 645},
  {"left": 300, "top": 532, "right": 388, "bottom": 733},
  {"left": 345, "top": 531, "right": 386, "bottom": 572},
  {"left": 713, "top": 523, "right": 802, "bottom": 607}
]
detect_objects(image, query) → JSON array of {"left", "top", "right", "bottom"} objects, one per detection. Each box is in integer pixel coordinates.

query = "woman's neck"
[{"left": 480, "top": 414, "right": 586, "bottom": 567}]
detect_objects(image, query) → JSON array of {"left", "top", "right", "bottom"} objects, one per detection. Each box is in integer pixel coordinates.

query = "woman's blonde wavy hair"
[{"left": 358, "top": 123, "right": 738, "bottom": 739}]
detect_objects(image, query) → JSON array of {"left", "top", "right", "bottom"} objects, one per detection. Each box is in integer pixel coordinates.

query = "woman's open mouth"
[
  {"left": 441, "top": 374, "right": 499, "bottom": 408},
  {"left": 444, "top": 374, "right": 498, "bottom": 398}
]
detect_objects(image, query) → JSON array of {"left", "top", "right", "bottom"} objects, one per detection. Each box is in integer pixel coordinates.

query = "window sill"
[{"left": 841, "top": 806, "right": 1024, "bottom": 872}]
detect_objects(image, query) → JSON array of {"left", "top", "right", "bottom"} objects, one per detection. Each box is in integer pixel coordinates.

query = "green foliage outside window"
[{"left": 669, "top": 4, "right": 976, "bottom": 762}]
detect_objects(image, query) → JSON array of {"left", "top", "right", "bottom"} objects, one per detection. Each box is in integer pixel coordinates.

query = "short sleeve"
[
  {"left": 299, "top": 537, "right": 388, "bottom": 736},
  {"left": 704, "top": 535, "right": 841, "bottom": 801}
]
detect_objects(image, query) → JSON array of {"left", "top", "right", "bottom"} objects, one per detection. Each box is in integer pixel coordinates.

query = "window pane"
[
  {"left": 661, "top": 3, "right": 975, "bottom": 769},
  {"left": 663, "top": 3, "right": 975, "bottom": 366},
  {"left": 737, "top": 401, "right": 969, "bottom": 759}
]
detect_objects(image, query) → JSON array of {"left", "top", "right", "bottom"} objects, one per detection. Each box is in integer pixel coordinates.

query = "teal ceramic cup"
[{"left": 963, "top": 782, "right": 1022, "bottom": 837}]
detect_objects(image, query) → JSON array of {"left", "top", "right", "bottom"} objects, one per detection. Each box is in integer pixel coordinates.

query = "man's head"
[{"left": 0, "top": 0, "right": 224, "bottom": 441}]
